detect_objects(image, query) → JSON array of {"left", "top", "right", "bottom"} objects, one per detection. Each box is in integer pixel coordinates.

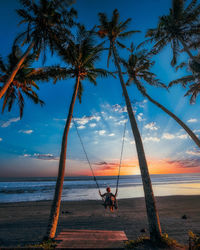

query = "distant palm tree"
[
  {"left": 45, "top": 26, "right": 112, "bottom": 239},
  {"left": 97, "top": 9, "right": 162, "bottom": 242},
  {"left": 0, "top": 0, "right": 76, "bottom": 99},
  {"left": 0, "top": 45, "right": 47, "bottom": 118},
  {"left": 122, "top": 44, "right": 200, "bottom": 148},
  {"left": 142, "top": 0, "right": 200, "bottom": 66}
]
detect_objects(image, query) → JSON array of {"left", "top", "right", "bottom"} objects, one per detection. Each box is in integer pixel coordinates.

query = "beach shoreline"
[{"left": 0, "top": 195, "right": 200, "bottom": 247}]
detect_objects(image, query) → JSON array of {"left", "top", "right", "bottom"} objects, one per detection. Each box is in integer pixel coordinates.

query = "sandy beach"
[{"left": 0, "top": 195, "right": 200, "bottom": 248}]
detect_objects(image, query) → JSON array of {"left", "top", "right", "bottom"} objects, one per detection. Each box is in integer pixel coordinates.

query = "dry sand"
[{"left": 0, "top": 195, "right": 200, "bottom": 247}]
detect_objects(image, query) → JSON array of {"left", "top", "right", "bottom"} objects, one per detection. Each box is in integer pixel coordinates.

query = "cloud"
[
  {"left": 54, "top": 115, "right": 101, "bottom": 128},
  {"left": 1, "top": 117, "right": 20, "bottom": 128},
  {"left": 0, "top": 138, "right": 2, "bottom": 142},
  {"left": 89, "top": 123, "right": 97, "bottom": 128},
  {"left": 186, "top": 150, "right": 200, "bottom": 156},
  {"left": 137, "top": 113, "right": 145, "bottom": 122},
  {"left": 144, "top": 122, "right": 158, "bottom": 131},
  {"left": 94, "top": 161, "right": 118, "bottom": 171},
  {"left": 108, "top": 133, "right": 115, "bottom": 137},
  {"left": 144, "top": 136, "right": 160, "bottom": 142},
  {"left": 107, "top": 115, "right": 115, "bottom": 120},
  {"left": 187, "top": 118, "right": 198, "bottom": 123},
  {"left": 161, "top": 132, "right": 188, "bottom": 140},
  {"left": 23, "top": 153, "right": 57, "bottom": 161},
  {"left": 19, "top": 130, "right": 33, "bottom": 134},
  {"left": 166, "top": 158, "right": 200, "bottom": 168},
  {"left": 94, "top": 161, "right": 118, "bottom": 166},
  {"left": 98, "top": 130, "right": 106, "bottom": 136},
  {"left": 23, "top": 154, "right": 31, "bottom": 157},
  {"left": 177, "top": 134, "right": 188, "bottom": 139},
  {"left": 194, "top": 129, "right": 200, "bottom": 133},
  {"left": 135, "top": 99, "right": 148, "bottom": 108},
  {"left": 33, "top": 153, "right": 56, "bottom": 160},
  {"left": 77, "top": 125, "right": 85, "bottom": 130},
  {"left": 162, "top": 133, "right": 175, "bottom": 140},
  {"left": 123, "top": 136, "right": 135, "bottom": 145},
  {"left": 112, "top": 104, "right": 127, "bottom": 113},
  {"left": 116, "top": 119, "right": 128, "bottom": 125},
  {"left": 74, "top": 115, "right": 101, "bottom": 125}
]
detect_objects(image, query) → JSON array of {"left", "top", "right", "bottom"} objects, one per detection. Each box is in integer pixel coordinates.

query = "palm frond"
[
  {"left": 0, "top": 56, "right": 7, "bottom": 73},
  {"left": 169, "top": 75, "right": 194, "bottom": 87},
  {"left": 184, "top": 81, "right": 200, "bottom": 103},
  {"left": 112, "top": 9, "right": 119, "bottom": 28},
  {"left": 116, "top": 41, "right": 126, "bottom": 49},
  {"left": 98, "top": 12, "right": 109, "bottom": 29},
  {"left": 90, "top": 68, "right": 115, "bottom": 78},
  {"left": 118, "top": 18, "right": 132, "bottom": 32},
  {"left": 119, "top": 30, "right": 140, "bottom": 39},
  {"left": 86, "top": 73, "right": 97, "bottom": 86},
  {"left": 175, "top": 62, "right": 187, "bottom": 71},
  {"left": 185, "top": 0, "right": 198, "bottom": 13}
]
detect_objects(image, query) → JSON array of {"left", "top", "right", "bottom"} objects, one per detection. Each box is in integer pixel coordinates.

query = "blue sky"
[{"left": 0, "top": 0, "right": 200, "bottom": 177}]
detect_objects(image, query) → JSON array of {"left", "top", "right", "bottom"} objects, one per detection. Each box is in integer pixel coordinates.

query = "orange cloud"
[{"left": 75, "top": 157, "right": 200, "bottom": 176}]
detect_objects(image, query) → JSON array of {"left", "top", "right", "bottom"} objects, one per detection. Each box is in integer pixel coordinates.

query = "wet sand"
[{"left": 0, "top": 195, "right": 200, "bottom": 247}]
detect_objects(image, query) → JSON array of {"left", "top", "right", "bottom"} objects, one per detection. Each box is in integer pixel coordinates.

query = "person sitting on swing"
[{"left": 99, "top": 187, "right": 118, "bottom": 212}]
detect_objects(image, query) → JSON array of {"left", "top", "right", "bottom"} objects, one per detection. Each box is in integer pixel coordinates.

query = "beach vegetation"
[
  {"left": 189, "top": 231, "right": 200, "bottom": 250},
  {"left": 141, "top": 0, "right": 200, "bottom": 66},
  {"left": 0, "top": 44, "right": 48, "bottom": 118},
  {"left": 27, "top": 239, "right": 56, "bottom": 249},
  {"left": 122, "top": 44, "right": 200, "bottom": 149},
  {"left": 141, "top": 0, "right": 200, "bottom": 105},
  {"left": 169, "top": 60, "right": 200, "bottom": 104},
  {"left": 0, "top": 0, "right": 77, "bottom": 99},
  {"left": 125, "top": 233, "right": 183, "bottom": 249},
  {"left": 97, "top": 8, "right": 162, "bottom": 242}
]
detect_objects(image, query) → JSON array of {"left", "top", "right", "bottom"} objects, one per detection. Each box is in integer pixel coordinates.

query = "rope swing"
[{"left": 72, "top": 115, "right": 127, "bottom": 196}]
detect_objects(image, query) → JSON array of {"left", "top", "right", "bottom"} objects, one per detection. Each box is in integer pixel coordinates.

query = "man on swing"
[{"left": 99, "top": 187, "right": 118, "bottom": 212}]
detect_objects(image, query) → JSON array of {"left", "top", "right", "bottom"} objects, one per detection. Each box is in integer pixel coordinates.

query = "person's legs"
[
  {"left": 114, "top": 199, "right": 118, "bottom": 209},
  {"left": 109, "top": 206, "right": 114, "bottom": 212}
]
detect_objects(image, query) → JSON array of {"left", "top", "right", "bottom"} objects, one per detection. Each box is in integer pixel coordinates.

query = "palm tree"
[
  {"left": 142, "top": 0, "right": 200, "bottom": 66},
  {"left": 97, "top": 9, "right": 162, "bottom": 242},
  {"left": 121, "top": 44, "right": 200, "bottom": 148},
  {"left": 169, "top": 61, "right": 200, "bottom": 103},
  {"left": 0, "top": 0, "right": 77, "bottom": 99},
  {"left": 45, "top": 26, "right": 112, "bottom": 239},
  {"left": 0, "top": 45, "right": 47, "bottom": 118}
]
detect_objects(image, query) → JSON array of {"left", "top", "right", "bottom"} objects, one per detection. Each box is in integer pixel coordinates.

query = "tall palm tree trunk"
[
  {"left": 0, "top": 41, "right": 35, "bottom": 99},
  {"left": 111, "top": 43, "right": 162, "bottom": 242},
  {"left": 46, "top": 76, "right": 80, "bottom": 239},
  {"left": 142, "top": 91, "right": 200, "bottom": 148}
]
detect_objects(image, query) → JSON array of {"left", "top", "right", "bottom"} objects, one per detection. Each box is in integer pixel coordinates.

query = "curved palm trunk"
[
  {"left": 143, "top": 91, "right": 200, "bottom": 148},
  {"left": 0, "top": 41, "right": 35, "bottom": 99},
  {"left": 46, "top": 76, "right": 80, "bottom": 239},
  {"left": 111, "top": 43, "right": 162, "bottom": 242}
]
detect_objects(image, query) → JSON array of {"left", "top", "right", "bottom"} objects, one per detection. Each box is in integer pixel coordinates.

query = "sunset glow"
[{"left": 0, "top": 0, "right": 200, "bottom": 178}]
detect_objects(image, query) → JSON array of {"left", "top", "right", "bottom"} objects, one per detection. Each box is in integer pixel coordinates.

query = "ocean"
[{"left": 0, "top": 173, "right": 200, "bottom": 203}]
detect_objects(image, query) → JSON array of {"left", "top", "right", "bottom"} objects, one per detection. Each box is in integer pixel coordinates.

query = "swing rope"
[
  {"left": 72, "top": 115, "right": 127, "bottom": 196},
  {"left": 72, "top": 117, "right": 101, "bottom": 192}
]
